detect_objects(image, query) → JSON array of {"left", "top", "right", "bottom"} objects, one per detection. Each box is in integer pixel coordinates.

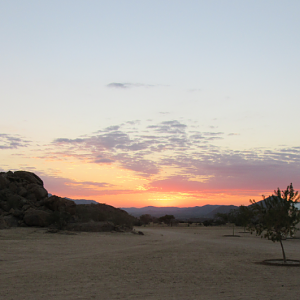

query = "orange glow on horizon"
[
  {"left": 50, "top": 188, "right": 263, "bottom": 208},
  {"left": 3, "top": 150, "right": 279, "bottom": 209}
]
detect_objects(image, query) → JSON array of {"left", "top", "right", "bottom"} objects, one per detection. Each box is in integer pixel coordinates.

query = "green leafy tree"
[{"left": 250, "top": 183, "right": 300, "bottom": 263}]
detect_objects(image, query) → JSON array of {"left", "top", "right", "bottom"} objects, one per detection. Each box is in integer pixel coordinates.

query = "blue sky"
[{"left": 1, "top": 1, "right": 300, "bottom": 207}]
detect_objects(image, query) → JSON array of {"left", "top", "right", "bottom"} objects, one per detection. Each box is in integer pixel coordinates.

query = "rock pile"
[{"left": 0, "top": 171, "right": 76, "bottom": 228}]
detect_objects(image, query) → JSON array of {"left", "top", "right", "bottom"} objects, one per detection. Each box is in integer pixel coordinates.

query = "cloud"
[
  {"left": 54, "top": 138, "right": 85, "bottom": 144},
  {"left": 148, "top": 158, "right": 300, "bottom": 195},
  {"left": 104, "top": 125, "right": 120, "bottom": 131},
  {"left": 4, "top": 119, "right": 299, "bottom": 202},
  {"left": 38, "top": 173, "right": 123, "bottom": 197},
  {"left": 107, "top": 83, "right": 128, "bottom": 89},
  {"left": 0, "top": 134, "right": 31, "bottom": 149},
  {"left": 115, "top": 154, "right": 160, "bottom": 177},
  {"left": 94, "top": 158, "right": 114, "bottom": 163},
  {"left": 68, "top": 181, "right": 114, "bottom": 188},
  {"left": 148, "top": 175, "right": 207, "bottom": 193},
  {"left": 44, "top": 119, "right": 300, "bottom": 194},
  {"left": 106, "top": 82, "right": 155, "bottom": 89},
  {"left": 154, "top": 148, "right": 300, "bottom": 193},
  {"left": 147, "top": 120, "right": 187, "bottom": 134},
  {"left": 203, "top": 132, "right": 224, "bottom": 136},
  {"left": 48, "top": 120, "right": 195, "bottom": 176}
]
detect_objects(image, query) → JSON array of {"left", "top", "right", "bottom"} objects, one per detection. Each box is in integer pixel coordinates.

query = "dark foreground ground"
[{"left": 1, "top": 226, "right": 300, "bottom": 299}]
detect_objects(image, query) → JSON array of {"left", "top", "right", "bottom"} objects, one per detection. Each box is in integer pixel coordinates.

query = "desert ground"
[{"left": 1, "top": 226, "right": 300, "bottom": 300}]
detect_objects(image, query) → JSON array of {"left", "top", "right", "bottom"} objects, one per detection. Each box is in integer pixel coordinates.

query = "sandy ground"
[{"left": 1, "top": 226, "right": 300, "bottom": 300}]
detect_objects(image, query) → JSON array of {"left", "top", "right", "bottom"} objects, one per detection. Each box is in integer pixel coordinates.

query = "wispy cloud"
[
  {"left": 37, "top": 119, "right": 300, "bottom": 194},
  {"left": 36, "top": 173, "right": 125, "bottom": 197},
  {"left": 106, "top": 82, "right": 156, "bottom": 89},
  {"left": 47, "top": 120, "right": 226, "bottom": 177},
  {"left": 147, "top": 120, "right": 187, "bottom": 134},
  {"left": 0, "top": 134, "right": 31, "bottom": 149}
]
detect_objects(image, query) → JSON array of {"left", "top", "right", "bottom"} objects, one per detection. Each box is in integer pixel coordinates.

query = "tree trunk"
[
  {"left": 279, "top": 239, "right": 287, "bottom": 263},
  {"left": 232, "top": 224, "right": 235, "bottom": 236}
]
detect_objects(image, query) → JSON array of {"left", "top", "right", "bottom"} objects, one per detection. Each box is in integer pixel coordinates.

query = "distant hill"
[
  {"left": 48, "top": 194, "right": 99, "bottom": 205},
  {"left": 65, "top": 198, "right": 98, "bottom": 205},
  {"left": 205, "top": 205, "right": 238, "bottom": 218},
  {"left": 49, "top": 194, "right": 238, "bottom": 219},
  {"left": 121, "top": 204, "right": 238, "bottom": 220}
]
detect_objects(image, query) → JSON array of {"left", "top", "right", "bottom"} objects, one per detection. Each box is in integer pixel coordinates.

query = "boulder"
[
  {"left": 13, "top": 171, "right": 44, "bottom": 186},
  {"left": 12, "top": 209, "right": 24, "bottom": 219},
  {"left": 18, "top": 187, "right": 27, "bottom": 197},
  {"left": 0, "top": 216, "right": 9, "bottom": 229},
  {"left": 0, "top": 170, "right": 134, "bottom": 230},
  {"left": 0, "top": 200, "right": 9, "bottom": 212},
  {"left": 0, "top": 174, "right": 9, "bottom": 189},
  {"left": 23, "top": 209, "right": 52, "bottom": 227},
  {"left": 66, "top": 221, "right": 114, "bottom": 232},
  {"left": 6, "top": 194, "right": 27, "bottom": 210},
  {"left": 26, "top": 183, "right": 48, "bottom": 201},
  {"left": 8, "top": 182, "right": 19, "bottom": 193},
  {"left": 43, "top": 195, "right": 76, "bottom": 215},
  {"left": 3, "top": 215, "right": 19, "bottom": 227},
  {"left": 26, "top": 193, "right": 37, "bottom": 202},
  {"left": 0, "top": 188, "right": 14, "bottom": 202}
]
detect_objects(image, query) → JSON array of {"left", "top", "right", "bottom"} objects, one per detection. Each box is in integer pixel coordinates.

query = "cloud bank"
[{"left": 45, "top": 119, "right": 300, "bottom": 196}]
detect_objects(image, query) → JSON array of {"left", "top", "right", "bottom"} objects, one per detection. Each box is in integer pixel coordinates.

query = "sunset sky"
[{"left": 1, "top": 1, "right": 300, "bottom": 207}]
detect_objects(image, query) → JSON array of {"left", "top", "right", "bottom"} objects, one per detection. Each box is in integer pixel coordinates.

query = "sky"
[{"left": 1, "top": 0, "right": 300, "bottom": 208}]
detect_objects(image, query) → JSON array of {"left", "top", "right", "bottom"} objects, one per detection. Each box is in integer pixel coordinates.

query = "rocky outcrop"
[
  {"left": 0, "top": 216, "right": 9, "bottom": 229},
  {"left": 23, "top": 209, "right": 52, "bottom": 227},
  {"left": 0, "top": 171, "right": 75, "bottom": 228},
  {"left": 66, "top": 221, "right": 115, "bottom": 232},
  {"left": 0, "top": 170, "right": 135, "bottom": 231},
  {"left": 41, "top": 195, "right": 76, "bottom": 215}
]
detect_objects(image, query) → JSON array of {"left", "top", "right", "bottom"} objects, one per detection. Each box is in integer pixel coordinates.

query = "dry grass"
[{"left": 1, "top": 226, "right": 300, "bottom": 299}]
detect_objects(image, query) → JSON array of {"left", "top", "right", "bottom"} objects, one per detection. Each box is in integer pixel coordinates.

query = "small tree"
[
  {"left": 216, "top": 210, "right": 239, "bottom": 235},
  {"left": 250, "top": 183, "right": 300, "bottom": 263},
  {"left": 215, "top": 212, "right": 230, "bottom": 224},
  {"left": 234, "top": 205, "right": 255, "bottom": 232},
  {"left": 158, "top": 215, "right": 175, "bottom": 226},
  {"left": 139, "top": 214, "right": 153, "bottom": 226},
  {"left": 50, "top": 208, "right": 71, "bottom": 230}
]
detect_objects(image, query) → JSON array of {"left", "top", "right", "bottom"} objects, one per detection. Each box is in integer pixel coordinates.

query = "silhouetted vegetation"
[
  {"left": 202, "top": 219, "right": 215, "bottom": 226},
  {"left": 233, "top": 205, "right": 255, "bottom": 231},
  {"left": 139, "top": 214, "right": 157, "bottom": 225},
  {"left": 49, "top": 209, "right": 72, "bottom": 230},
  {"left": 75, "top": 203, "right": 136, "bottom": 228},
  {"left": 158, "top": 214, "right": 175, "bottom": 226},
  {"left": 249, "top": 183, "right": 300, "bottom": 263}
]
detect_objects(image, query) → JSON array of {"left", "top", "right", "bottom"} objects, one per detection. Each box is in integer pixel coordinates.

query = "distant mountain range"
[
  {"left": 69, "top": 199, "right": 98, "bottom": 205},
  {"left": 48, "top": 194, "right": 238, "bottom": 219},
  {"left": 48, "top": 194, "right": 98, "bottom": 205},
  {"left": 121, "top": 205, "right": 238, "bottom": 220},
  {"left": 48, "top": 193, "right": 300, "bottom": 220}
]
